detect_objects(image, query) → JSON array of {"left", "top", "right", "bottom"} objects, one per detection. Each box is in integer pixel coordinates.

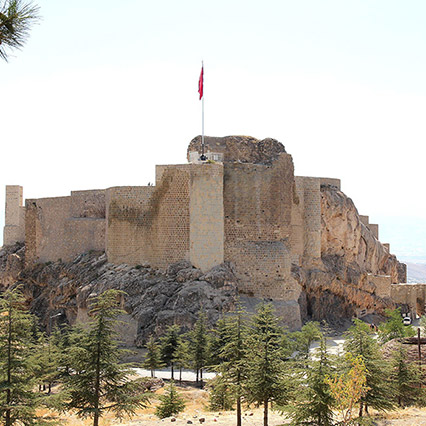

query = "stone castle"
[{"left": 3, "top": 136, "right": 407, "bottom": 328}]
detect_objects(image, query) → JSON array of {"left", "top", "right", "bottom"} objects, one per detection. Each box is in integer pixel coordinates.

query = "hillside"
[{"left": 406, "top": 262, "right": 426, "bottom": 283}]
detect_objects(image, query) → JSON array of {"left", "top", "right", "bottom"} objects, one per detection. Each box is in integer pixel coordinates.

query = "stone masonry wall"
[
  {"left": 391, "top": 283, "right": 426, "bottom": 316},
  {"left": 25, "top": 191, "right": 105, "bottom": 264},
  {"left": 368, "top": 273, "right": 392, "bottom": 298},
  {"left": 106, "top": 165, "right": 191, "bottom": 268},
  {"left": 189, "top": 163, "right": 224, "bottom": 272},
  {"left": 3, "top": 186, "right": 25, "bottom": 245},
  {"left": 223, "top": 153, "right": 300, "bottom": 301}
]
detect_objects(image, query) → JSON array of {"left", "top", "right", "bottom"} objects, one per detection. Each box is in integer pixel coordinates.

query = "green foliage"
[
  {"left": 208, "top": 375, "right": 234, "bottom": 411},
  {"left": 0, "top": 287, "right": 40, "bottom": 425},
  {"left": 155, "top": 381, "right": 186, "bottom": 419},
  {"left": 283, "top": 335, "right": 334, "bottom": 426},
  {"left": 160, "top": 324, "right": 181, "bottom": 379},
  {"left": 188, "top": 310, "right": 209, "bottom": 386},
  {"left": 62, "top": 289, "right": 150, "bottom": 426},
  {"left": 344, "top": 319, "right": 395, "bottom": 415},
  {"left": 378, "top": 308, "right": 416, "bottom": 343},
  {"left": 173, "top": 337, "right": 190, "bottom": 383},
  {"left": 245, "top": 303, "right": 290, "bottom": 426},
  {"left": 32, "top": 329, "right": 62, "bottom": 394},
  {"left": 326, "top": 354, "right": 370, "bottom": 426},
  {"left": 0, "top": 0, "right": 40, "bottom": 61},
  {"left": 389, "top": 342, "right": 426, "bottom": 407},
  {"left": 143, "top": 335, "right": 164, "bottom": 378},
  {"left": 292, "top": 321, "right": 322, "bottom": 362}
]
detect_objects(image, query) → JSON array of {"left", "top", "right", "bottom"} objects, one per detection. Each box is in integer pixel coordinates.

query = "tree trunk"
[
  {"left": 171, "top": 362, "right": 174, "bottom": 380},
  {"left": 236, "top": 395, "right": 242, "bottom": 426},
  {"left": 263, "top": 399, "right": 268, "bottom": 426},
  {"left": 151, "top": 369, "right": 154, "bottom": 378},
  {"left": 6, "top": 305, "right": 12, "bottom": 426},
  {"left": 179, "top": 367, "right": 182, "bottom": 384},
  {"left": 358, "top": 401, "right": 363, "bottom": 417},
  {"left": 196, "top": 368, "right": 199, "bottom": 384},
  {"left": 200, "top": 368, "right": 203, "bottom": 389},
  {"left": 93, "top": 322, "right": 102, "bottom": 426}
]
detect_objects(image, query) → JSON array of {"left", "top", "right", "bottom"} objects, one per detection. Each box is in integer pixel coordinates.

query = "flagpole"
[{"left": 201, "top": 60, "right": 205, "bottom": 160}]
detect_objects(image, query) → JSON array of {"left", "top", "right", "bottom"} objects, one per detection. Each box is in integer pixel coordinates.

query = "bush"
[{"left": 155, "top": 381, "right": 186, "bottom": 419}]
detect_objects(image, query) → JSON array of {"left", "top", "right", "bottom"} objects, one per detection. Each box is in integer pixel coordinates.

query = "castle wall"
[
  {"left": 106, "top": 165, "right": 191, "bottom": 268},
  {"left": 391, "top": 283, "right": 426, "bottom": 316},
  {"left": 223, "top": 153, "right": 299, "bottom": 301},
  {"left": 368, "top": 273, "right": 392, "bottom": 298},
  {"left": 189, "top": 164, "right": 224, "bottom": 271},
  {"left": 293, "top": 177, "right": 322, "bottom": 268},
  {"left": 25, "top": 190, "right": 105, "bottom": 264},
  {"left": 3, "top": 185, "right": 25, "bottom": 245},
  {"left": 320, "top": 177, "right": 341, "bottom": 189}
]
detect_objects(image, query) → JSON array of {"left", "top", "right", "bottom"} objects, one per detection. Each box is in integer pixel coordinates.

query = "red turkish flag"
[{"left": 198, "top": 66, "right": 204, "bottom": 100}]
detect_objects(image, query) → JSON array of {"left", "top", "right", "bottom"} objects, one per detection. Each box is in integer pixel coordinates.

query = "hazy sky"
[{"left": 1, "top": 0, "right": 426, "bottom": 261}]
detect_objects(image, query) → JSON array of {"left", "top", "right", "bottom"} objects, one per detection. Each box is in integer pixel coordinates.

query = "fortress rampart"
[{"left": 3, "top": 135, "right": 404, "bottom": 328}]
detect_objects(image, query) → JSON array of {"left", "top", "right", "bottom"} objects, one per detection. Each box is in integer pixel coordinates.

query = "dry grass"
[{"left": 36, "top": 385, "right": 426, "bottom": 426}]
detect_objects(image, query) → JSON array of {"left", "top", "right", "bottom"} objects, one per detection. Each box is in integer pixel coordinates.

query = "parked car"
[{"left": 403, "top": 316, "right": 412, "bottom": 326}]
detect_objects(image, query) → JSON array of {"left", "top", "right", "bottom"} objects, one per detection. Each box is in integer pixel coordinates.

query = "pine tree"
[
  {"left": 173, "top": 337, "right": 190, "bottom": 384},
  {"left": 344, "top": 318, "right": 394, "bottom": 416},
  {"left": 292, "top": 321, "right": 322, "bottom": 361},
  {"left": 63, "top": 289, "right": 150, "bottom": 426},
  {"left": 378, "top": 308, "right": 416, "bottom": 343},
  {"left": 188, "top": 310, "right": 209, "bottom": 388},
  {"left": 0, "top": 287, "right": 39, "bottom": 425},
  {"left": 160, "top": 324, "right": 181, "bottom": 380},
  {"left": 284, "top": 334, "right": 334, "bottom": 426},
  {"left": 208, "top": 375, "right": 235, "bottom": 411},
  {"left": 0, "top": 0, "right": 40, "bottom": 61},
  {"left": 155, "top": 381, "right": 186, "bottom": 419},
  {"left": 215, "top": 305, "right": 249, "bottom": 426},
  {"left": 389, "top": 342, "right": 426, "bottom": 407},
  {"left": 245, "top": 303, "right": 289, "bottom": 426},
  {"left": 143, "top": 335, "right": 164, "bottom": 378}
]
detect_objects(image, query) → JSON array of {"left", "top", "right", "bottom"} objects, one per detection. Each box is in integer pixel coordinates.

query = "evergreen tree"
[
  {"left": 0, "top": 0, "right": 40, "bottom": 61},
  {"left": 155, "top": 381, "right": 186, "bottom": 419},
  {"left": 245, "top": 303, "right": 289, "bottom": 426},
  {"left": 215, "top": 305, "right": 249, "bottom": 426},
  {"left": 390, "top": 342, "right": 426, "bottom": 407},
  {"left": 379, "top": 308, "right": 416, "bottom": 343},
  {"left": 292, "top": 321, "right": 322, "bottom": 361},
  {"left": 344, "top": 318, "right": 394, "bottom": 416},
  {"left": 143, "top": 335, "right": 164, "bottom": 378},
  {"left": 63, "top": 289, "right": 149, "bottom": 426},
  {"left": 173, "top": 337, "right": 190, "bottom": 384},
  {"left": 188, "top": 310, "right": 209, "bottom": 387},
  {"left": 0, "top": 287, "right": 38, "bottom": 425},
  {"left": 208, "top": 375, "right": 235, "bottom": 411},
  {"left": 160, "top": 324, "right": 181, "bottom": 380},
  {"left": 283, "top": 334, "right": 334, "bottom": 426}
]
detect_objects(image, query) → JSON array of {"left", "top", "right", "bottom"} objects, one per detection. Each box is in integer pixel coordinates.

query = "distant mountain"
[{"left": 406, "top": 262, "right": 426, "bottom": 284}]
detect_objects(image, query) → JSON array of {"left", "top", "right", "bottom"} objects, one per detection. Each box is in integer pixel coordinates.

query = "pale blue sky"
[{"left": 1, "top": 0, "right": 426, "bottom": 261}]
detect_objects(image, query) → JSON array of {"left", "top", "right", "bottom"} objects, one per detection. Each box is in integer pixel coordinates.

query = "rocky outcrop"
[
  {"left": 187, "top": 135, "right": 286, "bottom": 164},
  {"left": 293, "top": 184, "right": 405, "bottom": 326},
  {"left": 0, "top": 245, "right": 238, "bottom": 346},
  {"left": 320, "top": 184, "right": 405, "bottom": 282}
]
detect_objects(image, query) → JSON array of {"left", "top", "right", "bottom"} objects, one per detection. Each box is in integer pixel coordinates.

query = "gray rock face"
[
  {"left": 1, "top": 248, "right": 238, "bottom": 346},
  {"left": 187, "top": 135, "right": 286, "bottom": 164}
]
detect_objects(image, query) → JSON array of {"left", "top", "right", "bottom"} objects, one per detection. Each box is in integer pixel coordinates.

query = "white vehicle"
[{"left": 403, "top": 316, "right": 412, "bottom": 326}]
